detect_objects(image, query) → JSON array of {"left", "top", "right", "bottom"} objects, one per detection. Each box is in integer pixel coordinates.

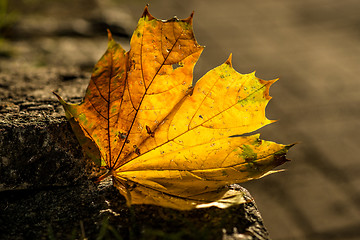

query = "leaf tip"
[
  {"left": 260, "top": 78, "right": 278, "bottom": 100},
  {"left": 225, "top": 54, "right": 233, "bottom": 67},
  {"left": 142, "top": 5, "right": 156, "bottom": 20},
  {"left": 107, "top": 29, "right": 113, "bottom": 42},
  {"left": 52, "top": 91, "right": 60, "bottom": 99},
  {"left": 270, "top": 78, "right": 279, "bottom": 86},
  {"left": 183, "top": 11, "right": 194, "bottom": 25},
  {"left": 52, "top": 91, "right": 66, "bottom": 106},
  {"left": 286, "top": 143, "right": 297, "bottom": 150},
  {"left": 282, "top": 143, "right": 296, "bottom": 162}
]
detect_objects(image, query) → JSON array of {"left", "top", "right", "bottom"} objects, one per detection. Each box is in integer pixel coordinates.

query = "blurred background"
[{"left": 1, "top": 0, "right": 359, "bottom": 239}]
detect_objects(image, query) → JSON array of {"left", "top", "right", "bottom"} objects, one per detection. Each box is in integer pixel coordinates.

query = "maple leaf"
[{"left": 54, "top": 6, "right": 292, "bottom": 210}]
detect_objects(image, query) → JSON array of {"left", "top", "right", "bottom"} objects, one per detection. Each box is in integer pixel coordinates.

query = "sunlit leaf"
[{"left": 55, "top": 6, "right": 292, "bottom": 210}]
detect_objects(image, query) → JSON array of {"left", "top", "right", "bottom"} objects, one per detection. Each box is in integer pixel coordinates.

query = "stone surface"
[
  {"left": 0, "top": 181, "right": 269, "bottom": 240},
  {"left": 0, "top": 67, "right": 90, "bottom": 190},
  {"left": 0, "top": 68, "right": 270, "bottom": 239}
]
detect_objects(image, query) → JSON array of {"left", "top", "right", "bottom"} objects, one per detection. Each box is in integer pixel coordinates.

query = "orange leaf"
[{"left": 55, "top": 6, "right": 292, "bottom": 210}]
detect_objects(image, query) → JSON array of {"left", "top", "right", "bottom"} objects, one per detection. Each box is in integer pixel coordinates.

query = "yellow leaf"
[{"left": 55, "top": 6, "right": 293, "bottom": 210}]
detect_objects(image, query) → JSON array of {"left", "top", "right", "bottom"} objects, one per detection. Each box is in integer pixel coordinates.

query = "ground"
[{"left": 1, "top": 0, "right": 360, "bottom": 239}]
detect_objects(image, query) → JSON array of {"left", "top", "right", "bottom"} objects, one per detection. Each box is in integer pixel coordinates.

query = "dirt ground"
[{"left": 1, "top": 0, "right": 360, "bottom": 239}]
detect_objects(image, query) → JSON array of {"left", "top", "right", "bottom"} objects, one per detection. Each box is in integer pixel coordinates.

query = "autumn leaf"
[{"left": 54, "top": 6, "right": 292, "bottom": 210}]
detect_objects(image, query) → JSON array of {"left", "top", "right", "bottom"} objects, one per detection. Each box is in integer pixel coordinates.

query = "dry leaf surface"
[{"left": 55, "top": 6, "right": 292, "bottom": 210}]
